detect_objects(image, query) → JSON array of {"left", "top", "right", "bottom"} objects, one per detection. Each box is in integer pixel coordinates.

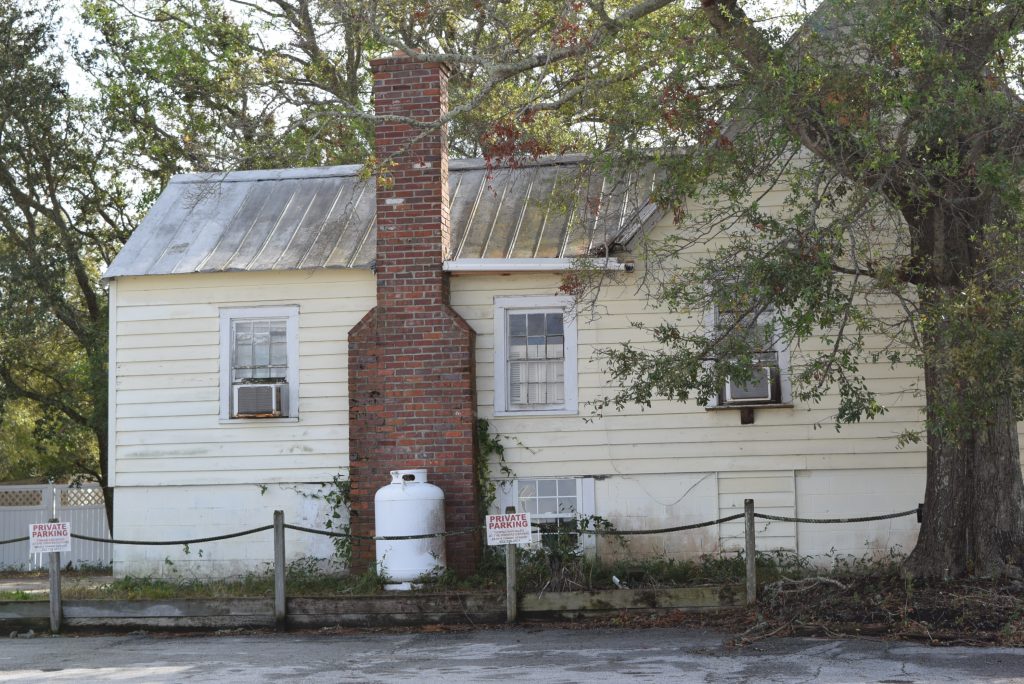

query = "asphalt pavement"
[{"left": 1, "top": 626, "right": 1022, "bottom": 683}]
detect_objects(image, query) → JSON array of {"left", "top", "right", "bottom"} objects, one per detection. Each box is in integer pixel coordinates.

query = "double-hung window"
[
  {"left": 219, "top": 306, "right": 299, "bottom": 420},
  {"left": 707, "top": 305, "right": 791, "bottom": 407},
  {"left": 493, "top": 296, "right": 577, "bottom": 416}
]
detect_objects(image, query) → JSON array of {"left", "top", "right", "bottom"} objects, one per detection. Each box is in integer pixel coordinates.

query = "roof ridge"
[{"left": 167, "top": 154, "right": 597, "bottom": 185}]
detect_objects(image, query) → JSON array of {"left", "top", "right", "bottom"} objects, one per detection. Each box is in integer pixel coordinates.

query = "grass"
[
  {"left": 0, "top": 544, "right": 905, "bottom": 603},
  {"left": 59, "top": 561, "right": 390, "bottom": 600},
  {"left": 0, "top": 590, "right": 36, "bottom": 601}
]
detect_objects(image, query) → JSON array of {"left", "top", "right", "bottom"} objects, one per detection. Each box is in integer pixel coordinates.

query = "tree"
[
  {"left": 0, "top": 0, "right": 377, "bottom": 521},
  {"left": 0, "top": 2, "right": 126, "bottom": 518},
  {"left": 331, "top": 0, "right": 1024, "bottom": 578}
]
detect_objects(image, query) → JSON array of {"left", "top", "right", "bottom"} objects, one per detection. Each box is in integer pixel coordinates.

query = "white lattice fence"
[{"left": 0, "top": 484, "right": 111, "bottom": 570}]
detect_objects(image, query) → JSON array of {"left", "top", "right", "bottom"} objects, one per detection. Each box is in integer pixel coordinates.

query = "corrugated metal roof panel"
[{"left": 105, "top": 157, "right": 662, "bottom": 279}]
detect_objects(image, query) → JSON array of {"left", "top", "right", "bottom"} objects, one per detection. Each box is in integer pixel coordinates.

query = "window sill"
[
  {"left": 705, "top": 403, "right": 794, "bottom": 411},
  {"left": 218, "top": 416, "right": 300, "bottom": 425},
  {"left": 494, "top": 407, "right": 578, "bottom": 418}
]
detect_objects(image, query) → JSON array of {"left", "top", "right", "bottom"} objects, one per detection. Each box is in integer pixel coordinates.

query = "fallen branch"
[{"left": 764, "top": 576, "right": 849, "bottom": 597}]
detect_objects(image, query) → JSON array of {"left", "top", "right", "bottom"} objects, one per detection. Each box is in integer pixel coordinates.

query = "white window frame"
[
  {"left": 219, "top": 306, "right": 300, "bottom": 422},
  {"left": 704, "top": 304, "right": 792, "bottom": 408},
  {"left": 495, "top": 477, "right": 596, "bottom": 551},
  {"left": 493, "top": 295, "right": 578, "bottom": 416}
]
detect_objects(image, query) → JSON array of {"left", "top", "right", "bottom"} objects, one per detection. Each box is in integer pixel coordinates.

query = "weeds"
[
  {"left": 57, "top": 557, "right": 386, "bottom": 600},
  {"left": 0, "top": 590, "right": 34, "bottom": 601}
]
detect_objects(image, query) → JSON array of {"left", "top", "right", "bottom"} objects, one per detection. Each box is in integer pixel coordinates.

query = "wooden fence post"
[
  {"left": 744, "top": 499, "right": 756, "bottom": 606},
  {"left": 273, "top": 510, "right": 286, "bottom": 627},
  {"left": 505, "top": 543, "right": 517, "bottom": 624},
  {"left": 48, "top": 516, "right": 62, "bottom": 633}
]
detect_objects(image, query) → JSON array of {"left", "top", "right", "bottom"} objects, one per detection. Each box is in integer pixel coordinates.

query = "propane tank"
[{"left": 374, "top": 469, "right": 446, "bottom": 590}]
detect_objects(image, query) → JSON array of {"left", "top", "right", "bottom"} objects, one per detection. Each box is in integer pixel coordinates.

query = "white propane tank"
[{"left": 374, "top": 469, "right": 446, "bottom": 590}]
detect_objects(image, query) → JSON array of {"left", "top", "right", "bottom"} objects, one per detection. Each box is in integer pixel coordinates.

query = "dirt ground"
[
  {"left": 753, "top": 573, "right": 1024, "bottom": 646},
  {"left": 571, "top": 573, "right": 1024, "bottom": 647}
]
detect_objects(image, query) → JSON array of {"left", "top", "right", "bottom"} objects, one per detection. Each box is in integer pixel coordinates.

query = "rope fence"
[
  {"left": 11, "top": 501, "right": 923, "bottom": 632},
  {"left": 3, "top": 506, "right": 921, "bottom": 548}
]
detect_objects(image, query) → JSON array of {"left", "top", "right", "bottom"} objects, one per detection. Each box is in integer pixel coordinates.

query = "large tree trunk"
[{"left": 904, "top": 299, "right": 1024, "bottom": 579}]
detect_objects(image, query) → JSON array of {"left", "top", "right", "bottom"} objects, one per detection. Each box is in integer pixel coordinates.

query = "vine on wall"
[{"left": 476, "top": 418, "right": 513, "bottom": 520}]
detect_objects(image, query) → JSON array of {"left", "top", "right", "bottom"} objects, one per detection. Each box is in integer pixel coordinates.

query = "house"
[{"left": 105, "top": 52, "right": 934, "bottom": 578}]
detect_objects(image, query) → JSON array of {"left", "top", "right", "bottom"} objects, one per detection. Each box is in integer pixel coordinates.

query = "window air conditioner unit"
[
  {"left": 233, "top": 383, "right": 288, "bottom": 418},
  {"left": 725, "top": 367, "right": 775, "bottom": 403}
]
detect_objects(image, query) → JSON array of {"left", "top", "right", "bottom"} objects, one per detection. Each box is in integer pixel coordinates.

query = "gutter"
[{"left": 443, "top": 258, "right": 634, "bottom": 273}]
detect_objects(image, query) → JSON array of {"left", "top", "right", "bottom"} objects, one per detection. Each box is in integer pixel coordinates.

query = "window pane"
[
  {"left": 557, "top": 479, "right": 576, "bottom": 496},
  {"left": 527, "top": 313, "right": 545, "bottom": 335},
  {"left": 549, "top": 381, "right": 564, "bottom": 404},
  {"left": 253, "top": 340, "right": 270, "bottom": 366},
  {"left": 509, "top": 362, "right": 525, "bottom": 403},
  {"left": 509, "top": 337, "right": 527, "bottom": 360},
  {"left": 547, "top": 336, "right": 564, "bottom": 359},
  {"left": 546, "top": 314, "right": 563, "bottom": 335},
  {"left": 270, "top": 342, "right": 287, "bottom": 366},
  {"left": 527, "top": 336, "right": 545, "bottom": 359},
  {"left": 532, "top": 362, "right": 548, "bottom": 385},
  {"left": 508, "top": 313, "right": 526, "bottom": 336},
  {"left": 235, "top": 339, "right": 253, "bottom": 368},
  {"left": 553, "top": 360, "right": 565, "bottom": 380},
  {"left": 538, "top": 480, "right": 557, "bottom": 496},
  {"left": 518, "top": 480, "right": 538, "bottom": 498},
  {"left": 523, "top": 498, "right": 538, "bottom": 515},
  {"left": 538, "top": 497, "right": 559, "bottom": 514}
]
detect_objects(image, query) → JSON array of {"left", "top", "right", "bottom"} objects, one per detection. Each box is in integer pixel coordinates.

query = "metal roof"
[{"left": 105, "top": 156, "right": 663, "bottom": 279}]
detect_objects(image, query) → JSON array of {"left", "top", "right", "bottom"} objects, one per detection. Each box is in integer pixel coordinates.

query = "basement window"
[
  {"left": 219, "top": 306, "right": 299, "bottom": 421},
  {"left": 495, "top": 477, "right": 596, "bottom": 551},
  {"left": 493, "top": 295, "right": 578, "bottom": 416}
]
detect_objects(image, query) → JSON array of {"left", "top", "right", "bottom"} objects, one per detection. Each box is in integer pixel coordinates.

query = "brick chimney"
[{"left": 347, "top": 53, "right": 480, "bottom": 575}]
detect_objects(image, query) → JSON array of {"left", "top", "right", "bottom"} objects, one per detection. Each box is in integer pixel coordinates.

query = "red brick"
[{"left": 348, "top": 54, "right": 480, "bottom": 576}]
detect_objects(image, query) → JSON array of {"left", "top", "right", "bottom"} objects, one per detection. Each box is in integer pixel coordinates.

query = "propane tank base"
[{"left": 383, "top": 582, "right": 421, "bottom": 591}]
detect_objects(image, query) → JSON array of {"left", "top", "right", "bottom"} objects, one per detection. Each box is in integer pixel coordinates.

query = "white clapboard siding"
[
  {"left": 718, "top": 471, "right": 797, "bottom": 552},
  {"left": 111, "top": 269, "right": 374, "bottom": 487},
  {"left": 450, "top": 266, "right": 933, "bottom": 482}
]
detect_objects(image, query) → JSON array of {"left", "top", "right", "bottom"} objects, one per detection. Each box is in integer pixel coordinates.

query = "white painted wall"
[
  {"left": 111, "top": 268, "right": 374, "bottom": 488},
  {"left": 113, "top": 483, "right": 341, "bottom": 577},
  {"left": 795, "top": 468, "right": 924, "bottom": 562},
  {"left": 449, "top": 267, "right": 931, "bottom": 481},
  {"left": 593, "top": 473, "right": 719, "bottom": 559}
]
